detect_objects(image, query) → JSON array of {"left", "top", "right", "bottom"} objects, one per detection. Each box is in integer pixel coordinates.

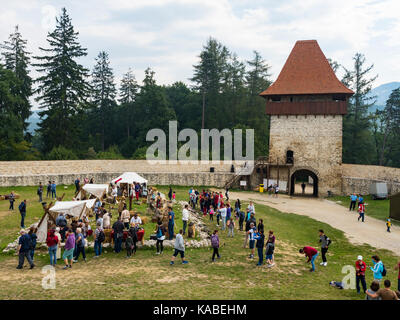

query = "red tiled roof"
[{"left": 260, "top": 40, "right": 354, "bottom": 96}]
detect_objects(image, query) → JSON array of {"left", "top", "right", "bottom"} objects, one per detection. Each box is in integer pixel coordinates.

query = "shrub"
[
  {"left": 47, "top": 146, "right": 78, "bottom": 160},
  {"left": 97, "top": 145, "right": 124, "bottom": 159}
]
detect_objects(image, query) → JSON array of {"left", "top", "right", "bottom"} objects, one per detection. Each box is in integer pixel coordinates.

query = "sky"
[{"left": 1, "top": 0, "right": 399, "bottom": 108}]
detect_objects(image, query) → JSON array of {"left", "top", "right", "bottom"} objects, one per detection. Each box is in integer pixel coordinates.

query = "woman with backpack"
[
  {"left": 94, "top": 222, "right": 104, "bottom": 258},
  {"left": 46, "top": 229, "right": 59, "bottom": 266},
  {"left": 211, "top": 230, "right": 220, "bottom": 262},
  {"left": 370, "top": 255, "right": 385, "bottom": 282},
  {"left": 155, "top": 221, "right": 166, "bottom": 254}
]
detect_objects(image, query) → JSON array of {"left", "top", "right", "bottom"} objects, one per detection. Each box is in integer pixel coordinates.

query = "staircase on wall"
[{"left": 224, "top": 157, "right": 270, "bottom": 189}]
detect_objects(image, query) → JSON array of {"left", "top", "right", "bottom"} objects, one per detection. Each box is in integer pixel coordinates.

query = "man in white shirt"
[
  {"left": 103, "top": 211, "right": 111, "bottom": 229},
  {"left": 96, "top": 214, "right": 104, "bottom": 229},
  {"left": 182, "top": 204, "right": 190, "bottom": 235},
  {"left": 130, "top": 212, "right": 142, "bottom": 226},
  {"left": 247, "top": 201, "right": 255, "bottom": 215},
  {"left": 121, "top": 205, "right": 130, "bottom": 229},
  {"left": 111, "top": 185, "right": 118, "bottom": 203},
  {"left": 219, "top": 204, "right": 227, "bottom": 230}
]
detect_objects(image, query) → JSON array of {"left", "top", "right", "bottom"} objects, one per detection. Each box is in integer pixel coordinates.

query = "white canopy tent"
[
  {"left": 111, "top": 172, "right": 148, "bottom": 185},
  {"left": 36, "top": 199, "right": 96, "bottom": 242},
  {"left": 49, "top": 199, "right": 96, "bottom": 217},
  {"left": 75, "top": 184, "right": 109, "bottom": 200}
]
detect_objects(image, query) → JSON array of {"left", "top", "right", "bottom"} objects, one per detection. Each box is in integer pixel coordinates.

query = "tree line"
[{"left": 0, "top": 7, "right": 399, "bottom": 167}]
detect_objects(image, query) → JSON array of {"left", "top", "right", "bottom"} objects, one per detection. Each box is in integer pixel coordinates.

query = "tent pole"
[{"left": 129, "top": 185, "right": 132, "bottom": 210}]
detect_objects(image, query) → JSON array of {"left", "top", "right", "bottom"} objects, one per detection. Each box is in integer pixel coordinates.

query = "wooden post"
[
  {"left": 78, "top": 203, "right": 87, "bottom": 220},
  {"left": 129, "top": 185, "right": 132, "bottom": 210},
  {"left": 266, "top": 163, "right": 269, "bottom": 189},
  {"left": 277, "top": 158, "right": 280, "bottom": 188}
]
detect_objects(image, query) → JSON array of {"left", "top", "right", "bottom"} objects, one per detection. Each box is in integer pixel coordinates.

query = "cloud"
[{"left": 0, "top": 0, "right": 399, "bottom": 101}]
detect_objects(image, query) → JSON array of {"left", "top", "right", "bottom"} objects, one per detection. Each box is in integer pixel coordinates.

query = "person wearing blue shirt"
[
  {"left": 370, "top": 255, "right": 384, "bottom": 282},
  {"left": 168, "top": 209, "right": 175, "bottom": 240},
  {"left": 16, "top": 230, "right": 34, "bottom": 269},
  {"left": 357, "top": 194, "right": 364, "bottom": 206},
  {"left": 74, "top": 178, "right": 80, "bottom": 193},
  {"left": 18, "top": 200, "right": 27, "bottom": 228},
  {"left": 349, "top": 193, "right": 357, "bottom": 211},
  {"left": 51, "top": 181, "right": 57, "bottom": 199}
]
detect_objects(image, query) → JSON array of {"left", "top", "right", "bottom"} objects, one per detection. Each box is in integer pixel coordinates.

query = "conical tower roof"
[{"left": 260, "top": 40, "right": 353, "bottom": 96}]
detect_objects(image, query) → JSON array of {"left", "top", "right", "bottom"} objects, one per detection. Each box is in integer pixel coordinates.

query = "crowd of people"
[{"left": 11, "top": 183, "right": 400, "bottom": 300}]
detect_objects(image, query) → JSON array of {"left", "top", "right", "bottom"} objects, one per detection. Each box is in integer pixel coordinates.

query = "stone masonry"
[{"left": 268, "top": 114, "right": 343, "bottom": 196}]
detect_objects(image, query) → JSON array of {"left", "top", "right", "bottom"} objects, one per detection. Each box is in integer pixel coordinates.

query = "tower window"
[
  {"left": 286, "top": 150, "right": 294, "bottom": 164},
  {"left": 332, "top": 94, "right": 346, "bottom": 101}
]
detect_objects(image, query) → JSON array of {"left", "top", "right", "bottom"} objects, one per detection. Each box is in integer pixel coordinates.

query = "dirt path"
[{"left": 225, "top": 191, "right": 400, "bottom": 256}]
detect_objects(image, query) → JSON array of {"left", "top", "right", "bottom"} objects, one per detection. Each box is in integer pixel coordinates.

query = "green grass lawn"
[
  {"left": 327, "top": 194, "right": 397, "bottom": 225},
  {"left": 0, "top": 185, "right": 399, "bottom": 299}
]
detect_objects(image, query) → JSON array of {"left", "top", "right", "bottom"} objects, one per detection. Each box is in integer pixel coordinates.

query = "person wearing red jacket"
[
  {"left": 358, "top": 201, "right": 366, "bottom": 222},
  {"left": 355, "top": 255, "right": 367, "bottom": 294},
  {"left": 299, "top": 246, "right": 319, "bottom": 272},
  {"left": 46, "top": 229, "right": 59, "bottom": 266}
]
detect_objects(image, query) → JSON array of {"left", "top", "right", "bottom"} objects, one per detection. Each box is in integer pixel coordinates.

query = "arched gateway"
[{"left": 290, "top": 169, "right": 318, "bottom": 197}]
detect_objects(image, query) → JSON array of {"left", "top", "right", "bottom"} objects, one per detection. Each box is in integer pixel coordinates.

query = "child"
[
  {"left": 358, "top": 201, "right": 365, "bottom": 222},
  {"left": 125, "top": 232, "right": 134, "bottom": 258},
  {"left": 386, "top": 219, "right": 391, "bottom": 233},
  {"left": 209, "top": 206, "right": 214, "bottom": 221},
  {"left": 172, "top": 191, "right": 176, "bottom": 201},
  {"left": 247, "top": 223, "right": 256, "bottom": 259},
  {"left": 266, "top": 241, "right": 275, "bottom": 267},
  {"left": 266, "top": 230, "right": 275, "bottom": 267},
  {"left": 227, "top": 217, "right": 235, "bottom": 237},
  {"left": 210, "top": 230, "right": 220, "bottom": 262}
]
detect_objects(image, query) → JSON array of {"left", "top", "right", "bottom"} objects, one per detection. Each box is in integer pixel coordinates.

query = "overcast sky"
[{"left": 1, "top": 0, "right": 399, "bottom": 104}]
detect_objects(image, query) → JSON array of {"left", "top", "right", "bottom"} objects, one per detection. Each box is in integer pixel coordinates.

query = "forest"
[{"left": 0, "top": 8, "right": 399, "bottom": 167}]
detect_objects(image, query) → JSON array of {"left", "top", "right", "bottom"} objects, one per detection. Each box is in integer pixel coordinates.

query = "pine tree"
[
  {"left": 1, "top": 25, "right": 32, "bottom": 132},
  {"left": 327, "top": 58, "right": 340, "bottom": 74},
  {"left": 33, "top": 7, "right": 90, "bottom": 153},
  {"left": 118, "top": 68, "right": 138, "bottom": 139},
  {"left": 246, "top": 50, "right": 271, "bottom": 108},
  {"left": 245, "top": 51, "right": 271, "bottom": 158},
  {"left": 342, "top": 53, "right": 377, "bottom": 164},
  {"left": 191, "top": 37, "right": 230, "bottom": 129},
  {"left": 378, "top": 88, "right": 400, "bottom": 166},
  {"left": 119, "top": 68, "right": 138, "bottom": 104},
  {"left": 91, "top": 51, "right": 116, "bottom": 151},
  {"left": 0, "top": 64, "right": 33, "bottom": 160}
]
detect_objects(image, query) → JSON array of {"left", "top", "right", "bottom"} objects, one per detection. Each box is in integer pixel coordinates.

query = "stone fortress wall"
[
  {"left": 268, "top": 114, "right": 343, "bottom": 195},
  {"left": 1, "top": 159, "right": 400, "bottom": 196},
  {"left": 0, "top": 160, "right": 238, "bottom": 187},
  {"left": 342, "top": 164, "right": 400, "bottom": 195}
]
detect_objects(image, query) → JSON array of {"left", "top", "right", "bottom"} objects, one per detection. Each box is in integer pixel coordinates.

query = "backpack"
[
  {"left": 211, "top": 234, "right": 219, "bottom": 248},
  {"left": 97, "top": 230, "right": 105, "bottom": 243},
  {"left": 381, "top": 263, "right": 387, "bottom": 277},
  {"left": 324, "top": 235, "right": 332, "bottom": 246}
]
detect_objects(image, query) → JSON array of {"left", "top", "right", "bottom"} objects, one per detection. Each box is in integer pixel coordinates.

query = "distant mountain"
[
  {"left": 26, "top": 110, "right": 40, "bottom": 134},
  {"left": 368, "top": 82, "right": 400, "bottom": 113}
]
